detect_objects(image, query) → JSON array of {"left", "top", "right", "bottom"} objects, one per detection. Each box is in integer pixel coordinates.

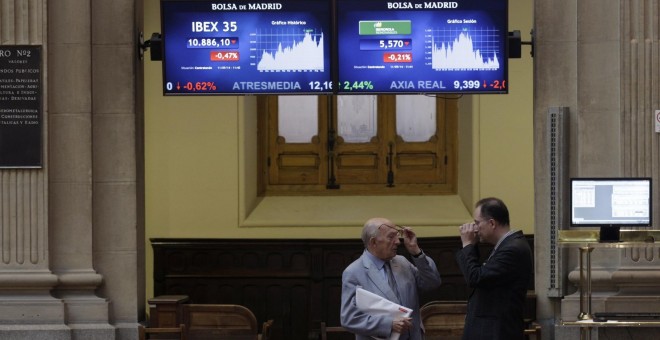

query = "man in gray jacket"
[{"left": 340, "top": 217, "right": 442, "bottom": 340}]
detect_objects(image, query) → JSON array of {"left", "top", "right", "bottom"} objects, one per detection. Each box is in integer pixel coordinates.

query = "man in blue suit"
[
  {"left": 340, "top": 217, "right": 442, "bottom": 340},
  {"left": 456, "top": 197, "right": 533, "bottom": 340}
]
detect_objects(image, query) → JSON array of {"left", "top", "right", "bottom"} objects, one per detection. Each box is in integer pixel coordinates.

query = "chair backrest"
[
  {"left": 139, "top": 323, "right": 186, "bottom": 340},
  {"left": 524, "top": 322, "right": 542, "bottom": 340},
  {"left": 259, "top": 319, "right": 274, "bottom": 340},
  {"left": 420, "top": 301, "right": 467, "bottom": 340},
  {"left": 183, "top": 304, "right": 259, "bottom": 340},
  {"left": 319, "top": 322, "right": 353, "bottom": 340}
]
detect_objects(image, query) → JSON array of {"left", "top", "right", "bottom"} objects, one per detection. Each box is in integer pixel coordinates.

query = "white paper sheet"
[{"left": 356, "top": 287, "right": 413, "bottom": 340}]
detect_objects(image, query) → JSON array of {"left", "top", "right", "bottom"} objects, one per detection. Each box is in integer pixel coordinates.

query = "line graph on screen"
[
  {"left": 427, "top": 27, "right": 502, "bottom": 71},
  {"left": 251, "top": 28, "right": 325, "bottom": 72}
]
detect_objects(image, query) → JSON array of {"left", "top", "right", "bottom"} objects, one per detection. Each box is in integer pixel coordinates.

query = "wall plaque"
[{"left": 0, "top": 45, "right": 42, "bottom": 168}]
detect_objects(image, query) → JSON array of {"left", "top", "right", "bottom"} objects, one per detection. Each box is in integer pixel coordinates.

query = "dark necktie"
[
  {"left": 385, "top": 261, "right": 401, "bottom": 301},
  {"left": 386, "top": 262, "right": 408, "bottom": 340}
]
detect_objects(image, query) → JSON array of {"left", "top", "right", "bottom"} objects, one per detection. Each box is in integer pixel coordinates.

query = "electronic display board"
[
  {"left": 161, "top": 0, "right": 333, "bottom": 95},
  {"left": 335, "top": 0, "right": 508, "bottom": 94}
]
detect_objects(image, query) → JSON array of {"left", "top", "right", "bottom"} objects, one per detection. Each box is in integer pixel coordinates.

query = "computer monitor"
[{"left": 570, "top": 177, "right": 652, "bottom": 242}]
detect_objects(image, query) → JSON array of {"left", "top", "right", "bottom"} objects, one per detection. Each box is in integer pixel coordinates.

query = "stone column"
[
  {"left": 621, "top": 0, "right": 660, "bottom": 213},
  {"left": 48, "top": 0, "right": 115, "bottom": 338},
  {"left": 536, "top": 0, "right": 660, "bottom": 338},
  {"left": 1, "top": 0, "right": 142, "bottom": 338},
  {"left": 0, "top": 0, "right": 69, "bottom": 339},
  {"left": 90, "top": 0, "right": 142, "bottom": 338}
]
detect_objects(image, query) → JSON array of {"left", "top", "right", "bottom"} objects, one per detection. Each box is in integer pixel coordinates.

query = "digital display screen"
[
  {"left": 161, "top": 0, "right": 333, "bottom": 95},
  {"left": 570, "top": 178, "right": 652, "bottom": 227},
  {"left": 335, "top": 0, "right": 508, "bottom": 94}
]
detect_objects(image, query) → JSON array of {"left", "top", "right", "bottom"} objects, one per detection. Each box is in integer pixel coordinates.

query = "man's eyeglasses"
[
  {"left": 474, "top": 218, "right": 491, "bottom": 226},
  {"left": 378, "top": 224, "right": 404, "bottom": 238}
]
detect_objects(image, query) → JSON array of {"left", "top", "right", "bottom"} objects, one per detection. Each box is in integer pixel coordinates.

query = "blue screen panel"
[
  {"left": 335, "top": 0, "right": 508, "bottom": 94},
  {"left": 161, "top": 0, "right": 333, "bottom": 95}
]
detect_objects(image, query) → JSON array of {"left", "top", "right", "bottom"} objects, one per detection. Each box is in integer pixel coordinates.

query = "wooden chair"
[
  {"left": 524, "top": 322, "right": 542, "bottom": 340},
  {"left": 319, "top": 321, "right": 353, "bottom": 340},
  {"left": 420, "top": 301, "right": 467, "bottom": 340},
  {"left": 183, "top": 304, "right": 267, "bottom": 340},
  {"left": 138, "top": 323, "right": 186, "bottom": 340},
  {"left": 259, "top": 319, "right": 274, "bottom": 340},
  {"left": 523, "top": 290, "right": 542, "bottom": 340},
  {"left": 420, "top": 300, "right": 542, "bottom": 340}
]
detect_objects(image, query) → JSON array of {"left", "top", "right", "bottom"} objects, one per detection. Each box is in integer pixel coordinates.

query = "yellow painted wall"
[
  {"left": 475, "top": 4, "right": 535, "bottom": 232},
  {"left": 143, "top": 0, "right": 534, "bottom": 301}
]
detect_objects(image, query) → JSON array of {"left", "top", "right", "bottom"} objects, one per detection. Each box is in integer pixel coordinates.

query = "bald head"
[{"left": 361, "top": 217, "right": 389, "bottom": 247}]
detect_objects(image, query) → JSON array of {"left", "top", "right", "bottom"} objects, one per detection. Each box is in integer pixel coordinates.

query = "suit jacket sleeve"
[
  {"left": 455, "top": 233, "right": 531, "bottom": 289},
  {"left": 410, "top": 252, "right": 442, "bottom": 293}
]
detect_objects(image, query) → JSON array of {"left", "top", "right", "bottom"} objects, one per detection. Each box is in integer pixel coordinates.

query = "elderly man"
[{"left": 340, "top": 217, "right": 442, "bottom": 340}]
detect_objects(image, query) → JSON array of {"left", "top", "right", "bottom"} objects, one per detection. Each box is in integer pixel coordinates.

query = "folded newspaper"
[{"left": 356, "top": 287, "right": 413, "bottom": 340}]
